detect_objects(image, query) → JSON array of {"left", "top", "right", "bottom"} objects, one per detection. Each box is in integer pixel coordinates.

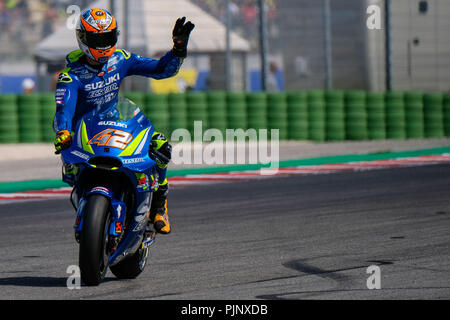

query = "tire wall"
[{"left": 0, "top": 91, "right": 449, "bottom": 142}]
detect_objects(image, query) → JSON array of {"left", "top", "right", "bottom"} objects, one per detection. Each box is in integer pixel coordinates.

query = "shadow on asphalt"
[{"left": 0, "top": 276, "right": 118, "bottom": 288}]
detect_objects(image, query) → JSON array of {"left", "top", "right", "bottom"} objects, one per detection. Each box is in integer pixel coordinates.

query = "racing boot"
[{"left": 149, "top": 183, "right": 171, "bottom": 234}]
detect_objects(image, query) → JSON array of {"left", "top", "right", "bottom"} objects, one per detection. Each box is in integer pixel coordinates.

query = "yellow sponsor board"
[{"left": 150, "top": 69, "right": 198, "bottom": 93}]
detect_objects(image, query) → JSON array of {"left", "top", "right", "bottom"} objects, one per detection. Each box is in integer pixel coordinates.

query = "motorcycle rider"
[{"left": 54, "top": 8, "right": 194, "bottom": 234}]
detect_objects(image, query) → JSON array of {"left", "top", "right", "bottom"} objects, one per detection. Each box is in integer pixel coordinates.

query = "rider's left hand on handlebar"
[
  {"left": 149, "top": 133, "right": 172, "bottom": 167},
  {"left": 54, "top": 130, "right": 72, "bottom": 154}
]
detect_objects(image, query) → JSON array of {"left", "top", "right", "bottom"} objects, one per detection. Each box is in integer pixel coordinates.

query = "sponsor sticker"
[
  {"left": 91, "top": 186, "right": 110, "bottom": 194},
  {"left": 115, "top": 222, "right": 123, "bottom": 234},
  {"left": 85, "top": 74, "right": 120, "bottom": 90},
  {"left": 97, "top": 121, "right": 127, "bottom": 128},
  {"left": 70, "top": 150, "right": 90, "bottom": 160},
  {"left": 57, "top": 73, "right": 72, "bottom": 83},
  {"left": 123, "top": 158, "right": 145, "bottom": 164}
]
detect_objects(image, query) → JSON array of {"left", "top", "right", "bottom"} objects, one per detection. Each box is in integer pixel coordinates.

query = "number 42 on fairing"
[{"left": 88, "top": 128, "right": 133, "bottom": 150}]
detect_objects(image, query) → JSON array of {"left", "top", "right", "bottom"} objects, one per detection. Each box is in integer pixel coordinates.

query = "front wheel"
[{"left": 79, "top": 194, "right": 111, "bottom": 286}]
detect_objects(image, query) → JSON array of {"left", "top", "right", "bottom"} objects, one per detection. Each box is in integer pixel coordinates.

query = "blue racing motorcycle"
[{"left": 60, "top": 98, "right": 158, "bottom": 286}]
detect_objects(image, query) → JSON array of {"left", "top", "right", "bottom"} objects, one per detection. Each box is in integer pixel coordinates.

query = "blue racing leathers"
[{"left": 53, "top": 48, "right": 181, "bottom": 184}]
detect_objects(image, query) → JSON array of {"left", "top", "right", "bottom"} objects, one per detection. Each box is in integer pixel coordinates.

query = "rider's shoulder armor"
[
  {"left": 66, "top": 49, "right": 84, "bottom": 64},
  {"left": 56, "top": 50, "right": 86, "bottom": 84},
  {"left": 56, "top": 67, "right": 74, "bottom": 84}
]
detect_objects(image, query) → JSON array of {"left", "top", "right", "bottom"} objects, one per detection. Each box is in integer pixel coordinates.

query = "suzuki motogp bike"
[{"left": 59, "top": 98, "right": 159, "bottom": 286}]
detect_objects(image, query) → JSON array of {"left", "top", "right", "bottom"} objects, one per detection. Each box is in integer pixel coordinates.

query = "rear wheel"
[
  {"left": 110, "top": 239, "right": 150, "bottom": 279},
  {"left": 79, "top": 194, "right": 111, "bottom": 286}
]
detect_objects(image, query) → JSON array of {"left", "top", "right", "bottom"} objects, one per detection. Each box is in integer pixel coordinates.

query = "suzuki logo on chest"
[{"left": 85, "top": 74, "right": 120, "bottom": 90}]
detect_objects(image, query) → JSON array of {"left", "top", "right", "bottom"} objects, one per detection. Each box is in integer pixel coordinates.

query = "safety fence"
[{"left": 0, "top": 91, "right": 449, "bottom": 143}]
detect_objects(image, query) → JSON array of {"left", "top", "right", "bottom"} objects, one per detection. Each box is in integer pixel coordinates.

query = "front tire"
[{"left": 79, "top": 194, "right": 111, "bottom": 286}]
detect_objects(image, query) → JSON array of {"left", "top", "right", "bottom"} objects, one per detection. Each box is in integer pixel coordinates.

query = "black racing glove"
[
  {"left": 54, "top": 130, "right": 72, "bottom": 154},
  {"left": 172, "top": 17, "right": 195, "bottom": 58},
  {"left": 149, "top": 133, "right": 172, "bottom": 168}
]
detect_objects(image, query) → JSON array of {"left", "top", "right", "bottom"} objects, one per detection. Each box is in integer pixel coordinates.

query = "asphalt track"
[{"left": 0, "top": 164, "right": 449, "bottom": 300}]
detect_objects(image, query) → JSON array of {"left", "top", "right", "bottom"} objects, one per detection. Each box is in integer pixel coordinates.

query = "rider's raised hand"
[
  {"left": 172, "top": 17, "right": 195, "bottom": 58},
  {"left": 54, "top": 130, "right": 72, "bottom": 154}
]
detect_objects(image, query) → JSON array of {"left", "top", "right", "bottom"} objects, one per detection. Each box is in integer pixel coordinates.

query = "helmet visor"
[{"left": 77, "top": 29, "right": 118, "bottom": 50}]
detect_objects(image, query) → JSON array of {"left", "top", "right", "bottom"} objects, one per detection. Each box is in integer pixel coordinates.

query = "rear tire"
[
  {"left": 110, "top": 243, "right": 150, "bottom": 279},
  {"left": 79, "top": 194, "right": 111, "bottom": 286}
]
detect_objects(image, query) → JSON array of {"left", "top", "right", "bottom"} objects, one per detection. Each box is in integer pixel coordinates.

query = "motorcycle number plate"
[{"left": 88, "top": 128, "right": 133, "bottom": 150}]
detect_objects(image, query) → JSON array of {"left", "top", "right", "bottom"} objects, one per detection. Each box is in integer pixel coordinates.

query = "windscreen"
[{"left": 93, "top": 97, "right": 142, "bottom": 123}]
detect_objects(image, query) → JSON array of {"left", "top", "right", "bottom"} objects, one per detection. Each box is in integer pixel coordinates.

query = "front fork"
[
  {"left": 71, "top": 172, "right": 158, "bottom": 252},
  {"left": 73, "top": 188, "right": 127, "bottom": 247}
]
